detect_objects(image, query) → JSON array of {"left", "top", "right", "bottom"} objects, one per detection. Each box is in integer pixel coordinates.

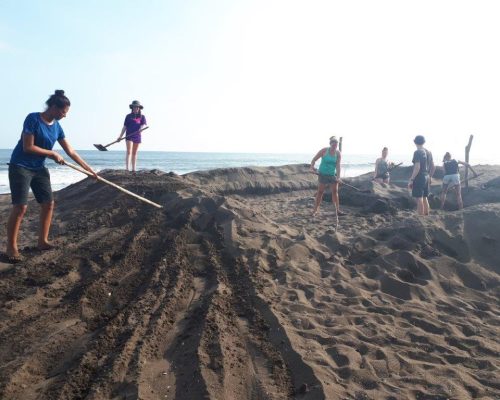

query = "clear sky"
[{"left": 1, "top": 0, "right": 499, "bottom": 161}]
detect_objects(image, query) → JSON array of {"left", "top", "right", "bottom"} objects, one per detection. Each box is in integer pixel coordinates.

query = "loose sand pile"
[{"left": 0, "top": 164, "right": 499, "bottom": 399}]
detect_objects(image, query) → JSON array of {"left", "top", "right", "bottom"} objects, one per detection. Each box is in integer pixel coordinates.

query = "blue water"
[{"left": 0, "top": 149, "right": 379, "bottom": 194}]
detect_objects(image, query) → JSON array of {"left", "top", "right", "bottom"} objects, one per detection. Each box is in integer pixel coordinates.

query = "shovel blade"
[{"left": 94, "top": 144, "right": 108, "bottom": 151}]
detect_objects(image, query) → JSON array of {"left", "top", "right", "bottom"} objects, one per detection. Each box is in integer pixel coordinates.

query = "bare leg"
[
  {"left": 423, "top": 197, "right": 430, "bottom": 215},
  {"left": 125, "top": 140, "right": 132, "bottom": 171},
  {"left": 455, "top": 185, "right": 463, "bottom": 209},
  {"left": 331, "top": 183, "right": 340, "bottom": 212},
  {"left": 131, "top": 142, "right": 140, "bottom": 172},
  {"left": 333, "top": 197, "right": 339, "bottom": 229},
  {"left": 6, "top": 205, "right": 28, "bottom": 257},
  {"left": 416, "top": 197, "right": 424, "bottom": 215},
  {"left": 313, "top": 184, "right": 326, "bottom": 215},
  {"left": 440, "top": 184, "right": 449, "bottom": 209},
  {"left": 38, "top": 201, "right": 55, "bottom": 249}
]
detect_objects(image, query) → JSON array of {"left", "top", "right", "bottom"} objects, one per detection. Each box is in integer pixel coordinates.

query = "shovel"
[
  {"left": 388, "top": 162, "right": 403, "bottom": 171},
  {"left": 93, "top": 126, "right": 149, "bottom": 151}
]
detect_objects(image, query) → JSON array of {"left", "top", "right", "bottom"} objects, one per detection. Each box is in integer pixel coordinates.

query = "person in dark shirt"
[
  {"left": 440, "top": 152, "right": 477, "bottom": 210},
  {"left": 408, "top": 135, "right": 435, "bottom": 215}
]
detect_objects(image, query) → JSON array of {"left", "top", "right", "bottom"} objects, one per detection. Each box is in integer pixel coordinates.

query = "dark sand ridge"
[{"left": 0, "top": 164, "right": 498, "bottom": 399}]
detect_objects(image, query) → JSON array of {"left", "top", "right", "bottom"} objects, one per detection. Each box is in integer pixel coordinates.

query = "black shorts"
[
  {"left": 9, "top": 164, "right": 53, "bottom": 205},
  {"left": 375, "top": 172, "right": 390, "bottom": 180},
  {"left": 318, "top": 174, "right": 338, "bottom": 185},
  {"left": 412, "top": 175, "right": 429, "bottom": 198}
]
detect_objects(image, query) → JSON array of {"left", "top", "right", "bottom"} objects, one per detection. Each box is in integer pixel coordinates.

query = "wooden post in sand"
[
  {"left": 339, "top": 137, "right": 343, "bottom": 152},
  {"left": 465, "top": 135, "right": 473, "bottom": 190}
]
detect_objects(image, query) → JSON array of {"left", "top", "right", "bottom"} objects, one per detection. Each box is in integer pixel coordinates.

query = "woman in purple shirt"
[{"left": 117, "top": 100, "right": 148, "bottom": 171}]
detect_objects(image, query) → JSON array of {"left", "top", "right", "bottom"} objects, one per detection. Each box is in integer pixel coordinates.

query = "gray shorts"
[
  {"left": 443, "top": 173, "right": 460, "bottom": 187},
  {"left": 9, "top": 164, "right": 53, "bottom": 205},
  {"left": 318, "top": 174, "right": 338, "bottom": 185}
]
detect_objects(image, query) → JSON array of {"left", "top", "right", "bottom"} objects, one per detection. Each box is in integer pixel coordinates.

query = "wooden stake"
[
  {"left": 63, "top": 161, "right": 163, "bottom": 209},
  {"left": 339, "top": 137, "right": 343, "bottom": 153},
  {"left": 465, "top": 135, "right": 473, "bottom": 190}
]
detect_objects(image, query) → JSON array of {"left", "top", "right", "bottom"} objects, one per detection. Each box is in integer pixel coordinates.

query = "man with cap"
[
  {"left": 118, "top": 100, "right": 147, "bottom": 171},
  {"left": 408, "top": 135, "right": 435, "bottom": 215}
]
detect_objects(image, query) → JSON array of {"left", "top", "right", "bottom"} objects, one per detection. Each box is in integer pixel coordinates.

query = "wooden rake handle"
[{"left": 63, "top": 161, "right": 163, "bottom": 209}]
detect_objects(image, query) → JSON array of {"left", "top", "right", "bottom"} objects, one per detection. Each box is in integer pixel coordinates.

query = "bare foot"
[{"left": 3, "top": 250, "right": 24, "bottom": 263}]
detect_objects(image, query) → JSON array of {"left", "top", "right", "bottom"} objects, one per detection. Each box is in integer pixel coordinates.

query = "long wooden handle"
[
  {"left": 105, "top": 126, "right": 150, "bottom": 148},
  {"left": 460, "top": 172, "right": 482, "bottom": 185},
  {"left": 341, "top": 181, "right": 361, "bottom": 192},
  {"left": 64, "top": 161, "right": 162, "bottom": 209},
  {"left": 464, "top": 134, "right": 473, "bottom": 190}
]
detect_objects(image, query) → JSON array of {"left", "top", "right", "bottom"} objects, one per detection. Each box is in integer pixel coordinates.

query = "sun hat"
[{"left": 129, "top": 100, "right": 144, "bottom": 109}]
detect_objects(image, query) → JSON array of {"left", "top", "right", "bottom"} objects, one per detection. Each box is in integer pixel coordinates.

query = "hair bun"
[{"left": 54, "top": 90, "right": 65, "bottom": 96}]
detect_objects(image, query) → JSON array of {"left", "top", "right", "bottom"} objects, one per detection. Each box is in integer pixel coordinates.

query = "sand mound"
[
  {"left": 0, "top": 165, "right": 499, "bottom": 399},
  {"left": 184, "top": 164, "right": 317, "bottom": 195}
]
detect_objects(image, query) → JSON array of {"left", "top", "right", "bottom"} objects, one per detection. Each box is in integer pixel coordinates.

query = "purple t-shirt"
[{"left": 124, "top": 113, "right": 147, "bottom": 143}]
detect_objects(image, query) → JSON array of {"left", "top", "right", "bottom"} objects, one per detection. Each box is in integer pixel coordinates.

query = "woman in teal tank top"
[{"left": 310, "top": 136, "right": 342, "bottom": 215}]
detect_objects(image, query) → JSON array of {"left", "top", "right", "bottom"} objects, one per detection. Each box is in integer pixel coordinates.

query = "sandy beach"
[{"left": 0, "top": 164, "right": 499, "bottom": 399}]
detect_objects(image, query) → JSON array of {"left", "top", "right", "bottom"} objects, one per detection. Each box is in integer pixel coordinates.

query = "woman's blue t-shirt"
[{"left": 10, "top": 113, "right": 65, "bottom": 170}]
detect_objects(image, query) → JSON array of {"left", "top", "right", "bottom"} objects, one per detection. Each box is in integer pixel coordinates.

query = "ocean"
[{"left": 0, "top": 149, "right": 387, "bottom": 194}]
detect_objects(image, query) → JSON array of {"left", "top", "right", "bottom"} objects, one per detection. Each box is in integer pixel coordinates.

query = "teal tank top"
[
  {"left": 378, "top": 159, "right": 388, "bottom": 175},
  {"left": 318, "top": 148, "right": 338, "bottom": 176}
]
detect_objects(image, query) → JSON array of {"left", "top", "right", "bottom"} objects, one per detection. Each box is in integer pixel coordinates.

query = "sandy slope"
[{"left": 0, "top": 165, "right": 499, "bottom": 400}]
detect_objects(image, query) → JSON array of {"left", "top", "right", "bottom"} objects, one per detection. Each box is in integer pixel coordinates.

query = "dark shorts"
[
  {"left": 126, "top": 134, "right": 141, "bottom": 144},
  {"left": 9, "top": 164, "right": 53, "bottom": 205},
  {"left": 375, "top": 172, "right": 390, "bottom": 180},
  {"left": 318, "top": 174, "right": 339, "bottom": 185},
  {"left": 412, "top": 175, "right": 429, "bottom": 198}
]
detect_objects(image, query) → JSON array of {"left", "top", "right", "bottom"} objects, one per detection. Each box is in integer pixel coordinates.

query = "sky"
[{"left": 1, "top": 0, "right": 499, "bottom": 162}]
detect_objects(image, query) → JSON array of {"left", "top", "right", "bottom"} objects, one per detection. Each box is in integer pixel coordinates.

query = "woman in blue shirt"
[
  {"left": 5, "top": 90, "right": 97, "bottom": 263},
  {"left": 310, "top": 136, "right": 342, "bottom": 216}
]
